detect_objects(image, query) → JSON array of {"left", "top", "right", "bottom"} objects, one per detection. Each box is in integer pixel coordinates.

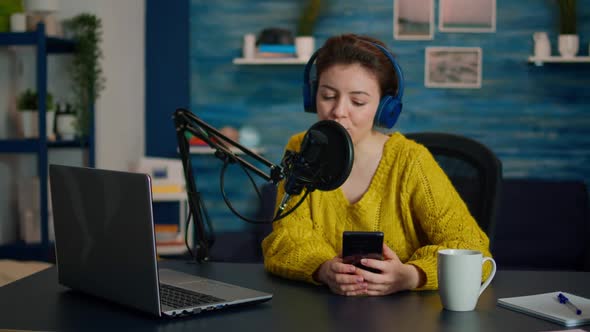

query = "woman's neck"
[{"left": 353, "top": 131, "right": 389, "bottom": 162}]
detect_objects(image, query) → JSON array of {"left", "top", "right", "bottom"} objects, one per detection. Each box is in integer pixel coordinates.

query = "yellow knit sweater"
[{"left": 262, "top": 132, "right": 492, "bottom": 290}]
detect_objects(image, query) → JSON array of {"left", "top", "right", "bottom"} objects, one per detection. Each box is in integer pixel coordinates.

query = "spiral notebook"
[{"left": 498, "top": 291, "right": 590, "bottom": 327}]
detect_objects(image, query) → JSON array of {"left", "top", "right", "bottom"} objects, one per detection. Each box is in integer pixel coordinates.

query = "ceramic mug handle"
[{"left": 478, "top": 257, "right": 497, "bottom": 297}]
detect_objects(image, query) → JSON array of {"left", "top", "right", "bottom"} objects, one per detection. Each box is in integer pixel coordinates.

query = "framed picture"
[
  {"left": 425, "top": 47, "right": 482, "bottom": 88},
  {"left": 394, "top": 0, "right": 434, "bottom": 40},
  {"left": 439, "top": 0, "right": 496, "bottom": 33}
]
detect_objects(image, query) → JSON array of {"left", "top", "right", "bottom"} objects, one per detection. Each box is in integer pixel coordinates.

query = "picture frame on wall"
[
  {"left": 439, "top": 0, "right": 496, "bottom": 33},
  {"left": 394, "top": 0, "right": 434, "bottom": 40},
  {"left": 425, "top": 47, "right": 482, "bottom": 89}
]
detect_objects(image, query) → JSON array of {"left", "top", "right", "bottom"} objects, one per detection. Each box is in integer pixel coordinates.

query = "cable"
[
  {"left": 184, "top": 210, "right": 194, "bottom": 259},
  {"left": 217, "top": 157, "right": 309, "bottom": 225}
]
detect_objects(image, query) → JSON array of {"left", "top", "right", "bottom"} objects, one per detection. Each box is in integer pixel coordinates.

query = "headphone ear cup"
[
  {"left": 304, "top": 79, "right": 318, "bottom": 113},
  {"left": 375, "top": 95, "right": 403, "bottom": 129}
]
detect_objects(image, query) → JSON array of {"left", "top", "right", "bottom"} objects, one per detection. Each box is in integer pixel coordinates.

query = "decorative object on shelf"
[
  {"left": 219, "top": 126, "right": 240, "bottom": 142},
  {"left": 10, "top": 12, "right": 26, "bottom": 32},
  {"left": 55, "top": 102, "right": 76, "bottom": 140},
  {"left": 17, "top": 89, "right": 55, "bottom": 138},
  {"left": 256, "top": 27, "right": 296, "bottom": 59},
  {"left": 295, "top": 0, "right": 321, "bottom": 59},
  {"left": 24, "top": 0, "right": 58, "bottom": 13},
  {"left": 239, "top": 126, "right": 261, "bottom": 149},
  {"left": 63, "top": 13, "right": 105, "bottom": 139},
  {"left": 533, "top": 32, "right": 551, "bottom": 58},
  {"left": 24, "top": 0, "right": 60, "bottom": 36},
  {"left": 557, "top": 0, "right": 578, "bottom": 58},
  {"left": 17, "top": 176, "right": 54, "bottom": 244},
  {"left": 242, "top": 33, "right": 256, "bottom": 59}
]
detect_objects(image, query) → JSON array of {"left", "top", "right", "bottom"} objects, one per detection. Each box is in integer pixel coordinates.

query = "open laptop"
[{"left": 49, "top": 164, "right": 272, "bottom": 318}]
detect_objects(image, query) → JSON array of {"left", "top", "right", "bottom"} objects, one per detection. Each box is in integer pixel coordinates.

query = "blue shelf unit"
[{"left": 0, "top": 24, "right": 95, "bottom": 262}]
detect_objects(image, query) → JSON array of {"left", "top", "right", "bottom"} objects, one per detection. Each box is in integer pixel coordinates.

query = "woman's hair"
[{"left": 315, "top": 34, "right": 398, "bottom": 98}]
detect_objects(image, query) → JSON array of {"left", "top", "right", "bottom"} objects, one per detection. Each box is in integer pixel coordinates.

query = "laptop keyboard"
[{"left": 160, "top": 283, "right": 224, "bottom": 309}]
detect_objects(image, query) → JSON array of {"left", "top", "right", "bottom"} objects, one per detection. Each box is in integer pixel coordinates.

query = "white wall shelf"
[
  {"left": 233, "top": 57, "right": 308, "bottom": 65},
  {"left": 528, "top": 56, "right": 590, "bottom": 66}
]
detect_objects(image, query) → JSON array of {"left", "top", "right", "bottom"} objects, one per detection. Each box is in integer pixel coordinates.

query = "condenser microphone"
[{"left": 278, "top": 120, "right": 354, "bottom": 214}]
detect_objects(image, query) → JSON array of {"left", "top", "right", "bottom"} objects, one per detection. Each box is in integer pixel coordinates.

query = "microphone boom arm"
[
  {"left": 174, "top": 108, "right": 284, "bottom": 183},
  {"left": 172, "top": 108, "right": 284, "bottom": 262}
]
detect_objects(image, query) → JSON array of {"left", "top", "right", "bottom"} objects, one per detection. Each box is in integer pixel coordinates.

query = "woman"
[{"left": 262, "top": 34, "right": 492, "bottom": 296}]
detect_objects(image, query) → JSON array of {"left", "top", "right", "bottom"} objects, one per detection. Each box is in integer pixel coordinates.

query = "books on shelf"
[
  {"left": 256, "top": 43, "right": 296, "bottom": 59},
  {"left": 257, "top": 44, "right": 296, "bottom": 54}
]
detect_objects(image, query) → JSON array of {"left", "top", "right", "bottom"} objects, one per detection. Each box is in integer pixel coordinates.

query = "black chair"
[{"left": 405, "top": 132, "right": 503, "bottom": 245}]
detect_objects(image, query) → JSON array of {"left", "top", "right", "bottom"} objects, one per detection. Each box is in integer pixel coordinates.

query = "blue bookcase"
[{"left": 0, "top": 24, "right": 95, "bottom": 261}]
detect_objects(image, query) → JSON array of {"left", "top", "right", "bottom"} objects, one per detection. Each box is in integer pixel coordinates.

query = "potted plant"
[
  {"left": 295, "top": 0, "right": 321, "bottom": 60},
  {"left": 17, "top": 89, "right": 55, "bottom": 138},
  {"left": 557, "top": 0, "right": 578, "bottom": 58},
  {"left": 55, "top": 102, "right": 77, "bottom": 140},
  {"left": 63, "top": 13, "right": 105, "bottom": 138}
]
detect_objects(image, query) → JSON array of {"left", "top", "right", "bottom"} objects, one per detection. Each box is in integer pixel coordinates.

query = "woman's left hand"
[{"left": 355, "top": 243, "right": 424, "bottom": 296}]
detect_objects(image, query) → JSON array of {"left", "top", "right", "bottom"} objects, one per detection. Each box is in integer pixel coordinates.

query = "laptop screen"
[{"left": 50, "top": 165, "right": 162, "bottom": 315}]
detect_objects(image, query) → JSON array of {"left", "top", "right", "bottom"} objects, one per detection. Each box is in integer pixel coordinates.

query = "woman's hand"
[
  {"left": 355, "top": 244, "right": 425, "bottom": 296},
  {"left": 314, "top": 257, "right": 368, "bottom": 296}
]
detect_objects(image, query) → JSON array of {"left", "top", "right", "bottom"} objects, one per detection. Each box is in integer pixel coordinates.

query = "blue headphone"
[{"left": 302, "top": 41, "right": 404, "bottom": 129}]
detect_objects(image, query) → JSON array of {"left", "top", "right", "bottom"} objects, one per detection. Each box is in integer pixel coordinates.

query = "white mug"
[{"left": 437, "top": 249, "right": 497, "bottom": 311}]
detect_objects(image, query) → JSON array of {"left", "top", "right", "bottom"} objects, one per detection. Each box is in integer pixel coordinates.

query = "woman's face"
[{"left": 315, "top": 63, "right": 381, "bottom": 144}]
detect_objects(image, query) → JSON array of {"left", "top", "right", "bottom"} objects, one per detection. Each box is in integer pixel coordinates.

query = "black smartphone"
[{"left": 342, "top": 231, "right": 384, "bottom": 273}]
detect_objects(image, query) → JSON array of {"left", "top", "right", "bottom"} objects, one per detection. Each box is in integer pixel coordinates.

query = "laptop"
[{"left": 49, "top": 164, "right": 272, "bottom": 317}]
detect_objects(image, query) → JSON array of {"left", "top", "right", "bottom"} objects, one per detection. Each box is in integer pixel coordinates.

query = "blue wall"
[
  {"left": 181, "top": 0, "right": 590, "bottom": 231},
  {"left": 146, "top": 0, "right": 189, "bottom": 157}
]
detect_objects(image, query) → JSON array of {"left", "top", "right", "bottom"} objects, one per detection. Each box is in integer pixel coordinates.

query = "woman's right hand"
[{"left": 313, "top": 257, "right": 368, "bottom": 296}]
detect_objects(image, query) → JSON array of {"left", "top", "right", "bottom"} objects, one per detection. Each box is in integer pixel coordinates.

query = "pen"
[{"left": 557, "top": 293, "right": 582, "bottom": 315}]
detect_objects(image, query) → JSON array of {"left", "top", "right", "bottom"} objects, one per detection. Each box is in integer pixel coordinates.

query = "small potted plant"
[
  {"left": 63, "top": 13, "right": 105, "bottom": 138},
  {"left": 557, "top": 0, "right": 578, "bottom": 58},
  {"left": 55, "top": 102, "right": 77, "bottom": 140},
  {"left": 295, "top": 0, "right": 321, "bottom": 60},
  {"left": 17, "top": 88, "right": 55, "bottom": 138}
]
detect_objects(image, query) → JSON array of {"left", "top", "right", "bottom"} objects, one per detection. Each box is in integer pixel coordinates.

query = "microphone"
[{"left": 278, "top": 120, "right": 354, "bottom": 214}]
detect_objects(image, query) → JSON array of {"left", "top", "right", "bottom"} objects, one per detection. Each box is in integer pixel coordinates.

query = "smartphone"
[{"left": 342, "top": 231, "right": 384, "bottom": 273}]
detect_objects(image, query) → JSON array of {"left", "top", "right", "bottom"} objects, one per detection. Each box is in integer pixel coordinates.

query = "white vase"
[
  {"left": 242, "top": 33, "right": 256, "bottom": 59},
  {"left": 57, "top": 113, "right": 77, "bottom": 140},
  {"left": 558, "top": 34, "right": 579, "bottom": 58},
  {"left": 295, "top": 36, "right": 315, "bottom": 60},
  {"left": 21, "top": 110, "right": 38, "bottom": 138},
  {"left": 533, "top": 32, "right": 551, "bottom": 58},
  {"left": 10, "top": 13, "right": 27, "bottom": 32},
  {"left": 20, "top": 110, "right": 55, "bottom": 138}
]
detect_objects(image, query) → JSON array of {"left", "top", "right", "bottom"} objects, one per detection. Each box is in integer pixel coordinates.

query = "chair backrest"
[{"left": 405, "top": 132, "right": 503, "bottom": 244}]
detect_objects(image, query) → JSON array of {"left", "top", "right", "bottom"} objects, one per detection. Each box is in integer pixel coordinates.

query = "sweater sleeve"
[
  {"left": 402, "top": 144, "right": 493, "bottom": 290},
  {"left": 261, "top": 134, "right": 337, "bottom": 284}
]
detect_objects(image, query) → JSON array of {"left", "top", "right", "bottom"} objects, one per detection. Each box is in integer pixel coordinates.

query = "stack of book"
[{"left": 256, "top": 44, "right": 296, "bottom": 59}]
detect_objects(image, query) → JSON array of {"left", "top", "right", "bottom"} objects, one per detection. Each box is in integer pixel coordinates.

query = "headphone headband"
[{"left": 302, "top": 39, "right": 405, "bottom": 129}]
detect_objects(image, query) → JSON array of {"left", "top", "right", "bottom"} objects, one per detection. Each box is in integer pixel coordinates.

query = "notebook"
[
  {"left": 497, "top": 291, "right": 590, "bottom": 327},
  {"left": 49, "top": 164, "right": 272, "bottom": 318}
]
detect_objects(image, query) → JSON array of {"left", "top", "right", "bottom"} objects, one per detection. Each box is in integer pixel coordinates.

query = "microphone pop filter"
[{"left": 306, "top": 120, "right": 354, "bottom": 191}]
